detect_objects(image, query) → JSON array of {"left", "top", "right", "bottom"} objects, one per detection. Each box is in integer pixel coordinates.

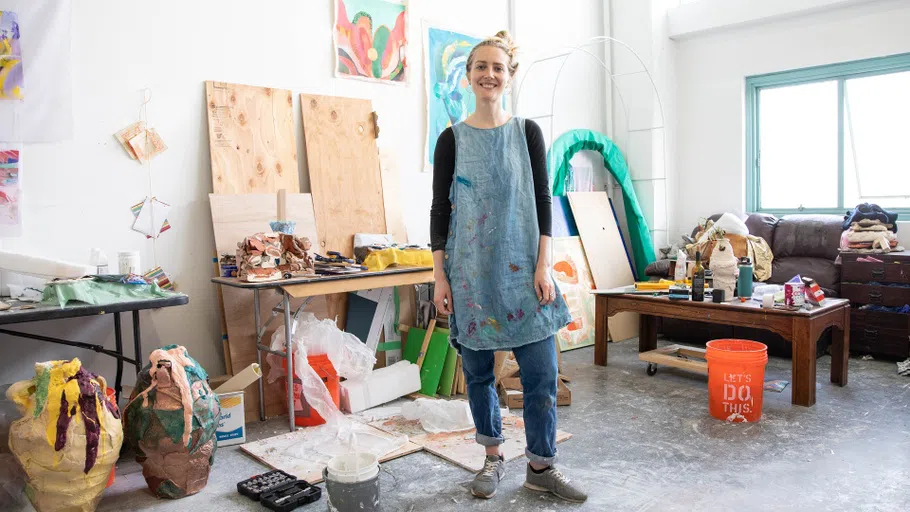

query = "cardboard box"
[
  {"left": 215, "top": 391, "right": 246, "bottom": 446},
  {"left": 498, "top": 377, "right": 572, "bottom": 409}
]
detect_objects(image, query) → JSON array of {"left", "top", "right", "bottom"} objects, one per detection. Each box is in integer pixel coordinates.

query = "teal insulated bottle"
[{"left": 737, "top": 257, "right": 753, "bottom": 301}]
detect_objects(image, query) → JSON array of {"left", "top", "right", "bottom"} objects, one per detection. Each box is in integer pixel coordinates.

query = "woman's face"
[{"left": 469, "top": 46, "right": 511, "bottom": 103}]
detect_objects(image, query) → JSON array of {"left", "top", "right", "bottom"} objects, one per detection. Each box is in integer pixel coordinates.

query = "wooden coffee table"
[{"left": 593, "top": 292, "right": 851, "bottom": 407}]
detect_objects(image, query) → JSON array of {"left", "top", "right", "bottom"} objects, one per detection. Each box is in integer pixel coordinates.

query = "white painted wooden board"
[{"left": 567, "top": 192, "right": 640, "bottom": 342}]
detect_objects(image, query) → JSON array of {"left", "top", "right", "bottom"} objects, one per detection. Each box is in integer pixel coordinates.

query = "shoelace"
[
  {"left": 480, "top": 459, "right": 499, "bottom": 477},
  {"left": 548, "top": 467, "right": 571, "bottom": 485}
]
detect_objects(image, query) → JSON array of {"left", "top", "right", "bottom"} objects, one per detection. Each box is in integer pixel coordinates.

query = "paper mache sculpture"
[
  {"left": 124, "top": 345, "right": 220, "bottom": 499},
  {"left": 7, "top": 358, "right": 123, "bottom": 512},
  {"left": 237, "top": 232, "right": 315, "bottom": 282}
]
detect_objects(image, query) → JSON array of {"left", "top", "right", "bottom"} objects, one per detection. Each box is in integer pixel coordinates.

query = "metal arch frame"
[{"left": 513, "top": 36, "right": 670, "bottom": 246}]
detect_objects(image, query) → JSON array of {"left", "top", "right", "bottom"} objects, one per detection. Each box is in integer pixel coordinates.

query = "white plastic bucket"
[{"left": 326, "top": 452, "right": 379, "bottom": 484}]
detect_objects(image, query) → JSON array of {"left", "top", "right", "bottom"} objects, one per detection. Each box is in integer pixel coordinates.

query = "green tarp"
[{"left": 546, "top": 129, "right": 656, "bottom": 279}]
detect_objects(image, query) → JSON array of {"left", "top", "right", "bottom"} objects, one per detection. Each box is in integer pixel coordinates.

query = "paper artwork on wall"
[
  {"left": 0, "top": 11, "right": 23, "bottom": 100},
  {"left": 423, "top": 25, "right": 482, "bottom": 170},
  {"left": 334, "top": 0, "right": 408, "bottom": 84},
  {"left": 0, "top": 148, "right": 21, "bottom": 237},
  {"left": 115, "top": 121, "right": 167, "bottom": 162},
  {"left": 131, "top": 197, "right": 171, "bottom": 239},
  {"left": 551, "top": 236, "right": 597, "bottom": 352}
]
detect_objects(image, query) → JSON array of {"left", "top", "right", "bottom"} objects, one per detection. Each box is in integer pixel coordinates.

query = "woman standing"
[{"left": 429, "top": 30, "right": 587, "bottom": 503}]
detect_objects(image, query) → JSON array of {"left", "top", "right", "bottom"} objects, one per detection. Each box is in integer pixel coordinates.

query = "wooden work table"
[{"left": 593, "top": 292, "right": 851, "bottom": 407}]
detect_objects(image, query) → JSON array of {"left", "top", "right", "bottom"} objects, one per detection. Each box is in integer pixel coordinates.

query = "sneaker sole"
[
  {"left": 471, "top": 488, "right": 496, "bottom": 499},
  {"left": 523, "top": 482, "right": 587, "bottom": 503}
]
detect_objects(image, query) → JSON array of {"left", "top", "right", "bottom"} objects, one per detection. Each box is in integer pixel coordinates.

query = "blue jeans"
[{"left": 460, "top": 335, "right": 558, "bottom": 465}]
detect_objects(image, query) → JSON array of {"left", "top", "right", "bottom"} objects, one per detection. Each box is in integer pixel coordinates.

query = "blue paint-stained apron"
[{"left": 444, "top": 117, "right": 571, "bottom": 351}]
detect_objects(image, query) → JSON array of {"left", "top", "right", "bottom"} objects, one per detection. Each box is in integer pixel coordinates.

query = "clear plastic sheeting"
[
  {"left": 266, "top": 313, "right": 398, "bottom": 456},
  {"left": 401, "top": 398, "right": 475, "bottom": 433}
]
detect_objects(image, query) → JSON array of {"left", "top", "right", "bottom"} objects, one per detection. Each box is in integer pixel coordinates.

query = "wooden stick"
[
  {"left": 277, "top": 189, "right": 287, "bottom": 221},
  {"left": 415, "top": 318, "right": 436, "bottom": 369}
]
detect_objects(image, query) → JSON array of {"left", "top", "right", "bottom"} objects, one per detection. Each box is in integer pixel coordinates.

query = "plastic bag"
[
  {"left": 674, "top": 250, "right": 687, "bottom": 282},
  {"left": 401, "top": 398, "right": 474, "bottom": 433},
  {"left": 268, "top": 313, "right": 375, "bottom": 382}
]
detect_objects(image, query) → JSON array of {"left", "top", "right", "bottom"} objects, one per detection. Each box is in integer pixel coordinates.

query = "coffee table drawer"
[
  {"left": 842, "top": 261, "right": 910, "bottom": 284},
  {"left": 850, "top": 309, "right": 910, "bottom": 359},
  {"left": 841, "top": 282, "right": 910, "bottom": 306}
]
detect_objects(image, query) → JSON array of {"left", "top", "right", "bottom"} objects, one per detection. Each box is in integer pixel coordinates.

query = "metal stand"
[{"left": 252, "top": 288, "right": 314, "bottom": 432}]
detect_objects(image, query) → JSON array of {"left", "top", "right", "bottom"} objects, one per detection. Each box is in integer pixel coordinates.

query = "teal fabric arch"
[{"left": 547, "top": 129, "right": 656, "bottom": 279}]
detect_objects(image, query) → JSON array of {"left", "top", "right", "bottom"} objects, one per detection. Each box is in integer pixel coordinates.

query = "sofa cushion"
[
  {"left": 772, "top": 215, "right": 844, "bottom": 261},
  {"left": 745, "top": 213, "right": 778, "bottom": 248},
  {"left": 769, "top": 257, "right": 839, "bottom": 292}
]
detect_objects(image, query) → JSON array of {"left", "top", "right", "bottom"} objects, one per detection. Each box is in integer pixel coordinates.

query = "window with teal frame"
[{"left": 745, "top": 53, "right": 910, "bottom": 216}]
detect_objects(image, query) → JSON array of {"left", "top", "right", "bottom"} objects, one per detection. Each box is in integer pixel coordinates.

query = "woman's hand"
[
  {"left": 434, "top": 276, "right": 454, "bottom": 315},
  {"left": 535, "top": 265, "right": 556, "bottom": 305}
]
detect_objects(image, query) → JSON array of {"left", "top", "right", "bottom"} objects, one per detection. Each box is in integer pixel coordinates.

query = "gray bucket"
[{"left": 323, "top": 467, "right": 381, "bottom": 512}]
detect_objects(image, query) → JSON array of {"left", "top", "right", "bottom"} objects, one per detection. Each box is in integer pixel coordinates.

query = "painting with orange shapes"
[
  {"left": 334, "top": 0, "right": 408, "bottom": 84},
  {"left": 551, "top": 237, "right": 596, "bottom": 352}
]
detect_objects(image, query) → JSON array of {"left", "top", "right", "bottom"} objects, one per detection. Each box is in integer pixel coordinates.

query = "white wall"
[
  {"left": 0, "top": 0, "right": 612, "bottom": 387},
  {"left": 672, "top": 0, "right": 910, "bottom": 239},
  {"left": 0, "top": 0, "right": 511, "bottom": 386}
]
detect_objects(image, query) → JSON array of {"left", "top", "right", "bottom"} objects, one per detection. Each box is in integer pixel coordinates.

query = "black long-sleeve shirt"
[{"left": 429, "top": 119, "right": 552, "bottom": 251}]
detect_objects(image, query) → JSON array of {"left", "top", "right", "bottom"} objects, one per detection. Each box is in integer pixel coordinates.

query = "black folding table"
[{"left": 0, "top": 294, "right": 189, "bottom": 401}]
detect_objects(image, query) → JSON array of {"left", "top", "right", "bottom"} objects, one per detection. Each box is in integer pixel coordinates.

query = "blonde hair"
[{"left": 466, "top": 30, "right": 519, "bottom": 76}]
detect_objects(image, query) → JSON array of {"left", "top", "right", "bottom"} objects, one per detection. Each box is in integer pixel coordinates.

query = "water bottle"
[{"left": 737, "top": 257, "right": 753, "bottom": 302}]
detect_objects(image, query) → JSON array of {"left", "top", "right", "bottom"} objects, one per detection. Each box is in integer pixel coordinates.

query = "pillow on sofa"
[{"left": 772, "top": 215, "right": 843, "bottom": 261}]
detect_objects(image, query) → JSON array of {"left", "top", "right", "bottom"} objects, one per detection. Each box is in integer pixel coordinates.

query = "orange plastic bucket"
[
  {"left": 282, "top": 354, "right": 340, "bottom": 427},
  {"left": 705, "top": 339, "right": 768, "bottom": 423}
]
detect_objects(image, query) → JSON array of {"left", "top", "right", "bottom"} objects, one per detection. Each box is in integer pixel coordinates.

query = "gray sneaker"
[
  {"left": 524, "top": 465, "right": 588, "bottom": 503},
  {"left": 471, "top": 455, "right": 505, "bottom": 498}
]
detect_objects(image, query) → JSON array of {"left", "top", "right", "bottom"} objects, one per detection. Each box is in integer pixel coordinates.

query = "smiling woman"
[{"left": 428, "top": 30, "right": 588, "bottom": 504}]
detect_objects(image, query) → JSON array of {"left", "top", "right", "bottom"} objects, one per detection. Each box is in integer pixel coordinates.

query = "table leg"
[
  {"left": 639, "top": 314, "right": 658, "bottom": 353},
  {"left": 113, "top": 313, "right": 124, "bottom": 403},
  {"left": 595, "top": 295, "right": 609, "bottom": 366},
  {"left": 831, "top": 307, "right": 850, "bottom": 386},
  {"left": 254, "top": 289, "right": 265, "bottom": 422},
  {"left": 283, "top": 291, "right": 295, "bottom": 432},
  {"left": 791, "top": 319, "right": 817, "bottom": 407},
  {"left": 132, "top": 311, "right": 143, "bottom": 374}
]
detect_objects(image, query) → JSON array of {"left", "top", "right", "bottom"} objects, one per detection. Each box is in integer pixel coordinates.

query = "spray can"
[{"left": 737, "top": 257, "right": 753, "bottom": 302}]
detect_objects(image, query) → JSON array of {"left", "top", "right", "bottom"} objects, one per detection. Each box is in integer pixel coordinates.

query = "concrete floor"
[{"left": 81, "top": 339, "right": 909, "bottom": 511}]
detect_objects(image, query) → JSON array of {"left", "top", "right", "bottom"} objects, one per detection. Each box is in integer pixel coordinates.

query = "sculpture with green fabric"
[{"left": 546, "top": 129, "right": 656, "bottom": 279}]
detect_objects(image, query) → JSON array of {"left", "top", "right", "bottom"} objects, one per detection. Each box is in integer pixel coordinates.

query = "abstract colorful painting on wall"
[
  {"left": 334, "top": 0, "right": 408, "bottom": 83},
  {"left": 551, "top": 237, "right": 597, "bottom": 352},
  {"left": 0, "top": 149, "right": 20, "bottom": 236},
  {"left": 0, "top": 11, "right": 23, "bottom": 100},
  {"left": 424, "top": 25, "right": 486, "bottom": 170}
]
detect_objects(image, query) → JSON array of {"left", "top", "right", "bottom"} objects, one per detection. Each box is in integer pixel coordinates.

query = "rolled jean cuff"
[
  {"left": 476, "top": 433, "right": 504, "bottom": 447},
  {"left": 526, "top": 448, "right": 557, "bottom": 465}
]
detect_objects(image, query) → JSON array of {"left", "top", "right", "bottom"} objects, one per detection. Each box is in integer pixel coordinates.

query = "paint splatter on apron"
[{"left": 444, "top": 117, "right": 571, "bottom": 351}]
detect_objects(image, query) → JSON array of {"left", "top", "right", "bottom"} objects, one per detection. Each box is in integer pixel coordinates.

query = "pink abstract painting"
[{"left": 334, "top": 0, "right": 408, "bottom": 83}]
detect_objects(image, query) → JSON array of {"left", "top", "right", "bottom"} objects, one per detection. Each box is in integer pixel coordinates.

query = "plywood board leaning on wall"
[
  {"left": 567, "top": 192, "right": 639, "bottom": 342},
  {"left": 206, "top": 81, "right": 299, "bottom": 194},
  {"left": 209, "top": 193, "right": 329, "bottom": 420},
  {"left": 300, "top": 94, "right": 389, "bottom": 331}
]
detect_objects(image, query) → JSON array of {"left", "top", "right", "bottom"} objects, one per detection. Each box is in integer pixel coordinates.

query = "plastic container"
[
  {"left": 705, "top": 339, "right": 768, "bottom": 423},
  {"left": 323, "top": 456, "right": 381, "bottom": 512},
  {"left": 282, "top": 354, "right": 340, "bottom": 427},
  {"left": 326, "top": 453, "right": 380, "bottom": 483}
]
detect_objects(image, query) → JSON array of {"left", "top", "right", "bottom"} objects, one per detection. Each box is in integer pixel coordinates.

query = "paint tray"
[
  {"left": 237, "top": 469, "right": 297, "bottom": 500},
  {"left": 260, "top": 480, "right": 322, "bottom": 511}
]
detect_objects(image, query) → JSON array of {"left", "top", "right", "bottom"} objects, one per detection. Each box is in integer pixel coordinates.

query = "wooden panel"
[
  {"left": 281, "top": 270, "right": 434, "bottom": 298},
  {"left": 209, "top": 192, "right": 327, "bottom": 419},
  {"left": 300, "top": 94, "right": 387, "bottom": 257},
  {"left": 206, "top": 82, "right": 299, "bottom": 194},
  {"left": 567, "top": 192, "right": 639, "bottom": 342},
  {"left": 209, "top": 193, "right": 318, "bottom": 255}
]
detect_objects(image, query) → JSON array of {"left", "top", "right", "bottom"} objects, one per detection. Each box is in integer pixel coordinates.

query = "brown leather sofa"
[{"left": 657, "top": 213, "right": 845, "bottom": 357}]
